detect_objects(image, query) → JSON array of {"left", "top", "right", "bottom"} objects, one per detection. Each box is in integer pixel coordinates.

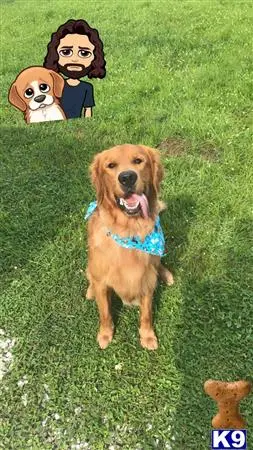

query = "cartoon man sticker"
[{"left": 43, "top": 19, "right": 106, "bottom": 119}]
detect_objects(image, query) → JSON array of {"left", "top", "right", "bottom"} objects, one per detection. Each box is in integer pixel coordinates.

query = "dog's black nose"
[
  {"left": 118, "top": 170, "right": 137, "bottom": 188},
  {"left": 34, "top": 94, "right": 46, "bottom": 103}
]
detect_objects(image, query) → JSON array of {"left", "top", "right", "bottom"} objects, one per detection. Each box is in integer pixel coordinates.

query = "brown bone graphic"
[{"left": 204, "top": 379, "right": 251, "bottom": 429}]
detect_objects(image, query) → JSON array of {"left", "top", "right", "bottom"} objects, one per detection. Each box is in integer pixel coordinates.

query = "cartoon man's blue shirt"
[{"left": 60, "top": 80, "right": 95, "bottom": 119}]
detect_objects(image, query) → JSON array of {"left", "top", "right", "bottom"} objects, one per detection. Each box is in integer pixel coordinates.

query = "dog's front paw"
[
  {"left": 139, "top": 329, "right": 158, "bottom": 350},
  {"left": 97, "top": 329, "right": 113, "bottom": 349}
]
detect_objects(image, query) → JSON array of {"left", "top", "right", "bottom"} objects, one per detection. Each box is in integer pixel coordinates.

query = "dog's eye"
[
  {"left": 107, "top": 162, "right": 117, "bottom": 169},
  {"left": 78, "top": 50, "right": 92, "bottom": 58},
  {"left": 24, "top": 88, "right": 34, "bottom": 98},
  {"left": 59, "top": 49, "right": 73, "bottom": 57},
  {"left": 133, "top": 158, "right": 143, "bottom": 164},
  {"left": 39, "top": 83, "right": 49, "bottom": 93}
]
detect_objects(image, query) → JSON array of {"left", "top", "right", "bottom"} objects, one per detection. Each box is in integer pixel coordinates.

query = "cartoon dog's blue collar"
[{"left": 84, "top": 201, "right": 166, "bottom": 257}]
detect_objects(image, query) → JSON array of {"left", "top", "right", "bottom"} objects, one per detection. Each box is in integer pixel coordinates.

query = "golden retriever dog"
[{"left": 86, "top": 144, "right": 174, "bottom": 350}]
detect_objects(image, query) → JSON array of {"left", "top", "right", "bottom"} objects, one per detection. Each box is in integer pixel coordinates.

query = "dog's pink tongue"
[{"left": 127, "top": 193, "right": 149, "bottom": 218}]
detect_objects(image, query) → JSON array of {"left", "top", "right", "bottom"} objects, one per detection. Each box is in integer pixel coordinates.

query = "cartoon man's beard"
[{"left": 58, "top": 63, "right": 91, "bottom": 79}]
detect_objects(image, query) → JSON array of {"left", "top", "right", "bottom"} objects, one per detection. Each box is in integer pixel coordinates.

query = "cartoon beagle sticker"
[
  {"left": 8, "top": 19, "right": 106, "bottom": 124},
  {"left": 43, "top": 19, "right": 106, "bottom": 119},
  {"left": 8, "top": 66, "right": 66, "bottom": 124}
]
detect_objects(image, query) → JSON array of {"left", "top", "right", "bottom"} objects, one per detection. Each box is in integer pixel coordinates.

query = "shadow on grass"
[
  {"left": 1, "top": 125, "right": 100, "bottom": 280},
  {"left": 153, "top": 194, "right": 196, "bottom": 320},
  {"left": 171, "top": 217, "right": 253, "bottom": 449}
]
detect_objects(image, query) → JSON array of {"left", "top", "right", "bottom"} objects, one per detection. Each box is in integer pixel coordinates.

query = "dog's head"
[
  {"left": 8, "top": 66, "right": 64, "bottom": 112},
  {"left": 90, "top": 144, "right": 164, "bottom": 219}
]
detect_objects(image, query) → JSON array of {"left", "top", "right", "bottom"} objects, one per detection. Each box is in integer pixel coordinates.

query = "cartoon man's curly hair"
[{"left": 43, "top": 19, "right": 106, "bottom": 79}]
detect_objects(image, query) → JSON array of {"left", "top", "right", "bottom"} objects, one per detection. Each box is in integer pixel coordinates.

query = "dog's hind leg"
[
  {"left": 158, "top": 264, "right": 174, "bottom": 286},
  {"left": 86, "top": 283, "right": 95, "bottom": 300},
  {"left": 84, "top": 268, "right": 95, "bottom": 300}
]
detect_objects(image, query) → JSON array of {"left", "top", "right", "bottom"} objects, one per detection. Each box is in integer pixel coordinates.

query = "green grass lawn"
[{"left": 1, "top": 0, "right": 253, "bottom": 448}]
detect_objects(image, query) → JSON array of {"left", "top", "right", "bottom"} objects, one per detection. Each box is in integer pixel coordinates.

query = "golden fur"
[{"left": 86, "top": 144, "right": 174, "bottom": 350}]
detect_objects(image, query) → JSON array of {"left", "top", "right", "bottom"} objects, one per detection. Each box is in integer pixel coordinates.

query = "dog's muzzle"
[
  {"left": 34, "top": 95, "right": 46, "bottom": 103},
  {"left": 118, "top": 170, "right": 137, "bottom": 191},
  {"left": 116, "top": 193, "right": 149, "bottom": 218}
]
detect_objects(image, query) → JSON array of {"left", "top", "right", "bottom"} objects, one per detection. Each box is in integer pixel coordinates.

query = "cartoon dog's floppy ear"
[
  {"left": 140, "top": 145, "right": 164, "bottom": 195},
  {"left": 89, "top": 153, "right": 105, "bottom": 205},
  {"left": 49, "top": 70, "right": 65, "bottom": 98},
  {"left": 8, "top": 83, "right": 26, "bottom": 112}
]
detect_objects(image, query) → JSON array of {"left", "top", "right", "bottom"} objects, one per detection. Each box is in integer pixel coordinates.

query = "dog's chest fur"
[
  {"left": 88, "top": 218, "right": 160, "bottom": 303},
  {"left": 26, "top": 104, "right": 65, "bottom": 123}
]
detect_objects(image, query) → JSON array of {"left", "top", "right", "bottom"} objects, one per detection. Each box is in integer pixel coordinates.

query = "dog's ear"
[
  {"left": 8, "top": 83, "right": 26, "bottom": 112},
  {"left": 140, "top": 145, "right": 164, "bottom": 195},
  {"left": 49, "top": 70, "right": 65, "bottom": 98},
  {"left": 89, "top": 153, "right": 105, "bottom": 204}
]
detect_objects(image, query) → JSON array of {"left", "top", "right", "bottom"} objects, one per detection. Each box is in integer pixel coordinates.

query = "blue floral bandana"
[{"left": 84, "top": 201, "right": 166, "bottom": 257}]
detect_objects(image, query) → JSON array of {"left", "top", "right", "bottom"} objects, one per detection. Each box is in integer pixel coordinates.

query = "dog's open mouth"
[{"left": 116, "top": 193, "right": 149, "bottom": 218}]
